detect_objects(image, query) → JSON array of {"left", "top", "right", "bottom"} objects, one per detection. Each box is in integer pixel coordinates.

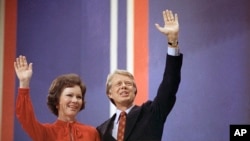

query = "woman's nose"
[{"left": 72, "top": 96, "right": 78, "bottom": 102}]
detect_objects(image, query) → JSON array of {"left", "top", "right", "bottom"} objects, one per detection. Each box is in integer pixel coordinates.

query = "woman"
[{"left": 14, "top": 55, "right": 100, "bottom": 141}]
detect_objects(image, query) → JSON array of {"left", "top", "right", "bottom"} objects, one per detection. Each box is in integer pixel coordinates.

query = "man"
[{"left": 97, "top": 9, "right": 183, "bottom": 141}]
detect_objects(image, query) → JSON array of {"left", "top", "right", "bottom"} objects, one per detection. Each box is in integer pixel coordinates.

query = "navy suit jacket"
[{"left": 97, "top": 54, "right": 183, "bottom": 141}]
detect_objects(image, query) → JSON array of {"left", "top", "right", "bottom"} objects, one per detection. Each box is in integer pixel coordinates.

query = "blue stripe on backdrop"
[
  {"left": 15, "top": 0, "right": 110, "bottom": 140},
  {"left": 79, "top": 0, "right": 111, "bottom": 127},
  {"left": 149, "top": 0, "right": 250, "bottom": 141},
  {"left": 15, "top": 1, "right": 84, "bottom": 140},
  {"left": 117, "top": 0, "right": 127, "bottom": 70}
]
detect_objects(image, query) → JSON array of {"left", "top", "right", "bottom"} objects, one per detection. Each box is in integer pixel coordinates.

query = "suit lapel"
[
  {"left": 102, "top": 114, "right": 116, "bottom": 140},
  {"left": 124, "top": 105, "right": 141, "bottom": 140}
]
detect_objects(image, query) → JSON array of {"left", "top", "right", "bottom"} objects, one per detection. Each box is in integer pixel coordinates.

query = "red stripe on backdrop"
[
  {"left": 1, "top": 0, "right": 17, "bottom": 141},
  {"left": 133, "top": 0, "right": 148, "bottom": 105}
]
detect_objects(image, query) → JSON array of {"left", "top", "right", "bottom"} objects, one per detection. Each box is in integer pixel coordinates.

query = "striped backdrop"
[
  {"left": 0, "top": 0, "right": 148, "bottom": 140},
  {"left": 109, "top": 0, "right": 148, "bottom": 116},
  {"left": 1, "top": 0, "right": 250, "bottom": 141}
]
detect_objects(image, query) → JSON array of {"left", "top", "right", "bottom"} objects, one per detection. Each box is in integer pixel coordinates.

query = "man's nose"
[{"left": 121, "top": 82, "right": 127, "bottom": 88}]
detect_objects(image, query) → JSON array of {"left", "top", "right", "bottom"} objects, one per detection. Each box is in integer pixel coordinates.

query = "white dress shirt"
[
  {"left": 112, "top": 105, "right": 134, "bottom": 139},
  {"left": 168, "top": 46, "right": 180, "bottom": 56}
]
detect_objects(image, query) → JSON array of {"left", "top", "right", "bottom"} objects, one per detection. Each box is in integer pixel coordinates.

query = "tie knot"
[{"left": 120, "top": 111, "right": 126, "bottom": 117}]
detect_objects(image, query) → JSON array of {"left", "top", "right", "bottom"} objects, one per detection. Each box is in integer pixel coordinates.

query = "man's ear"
[
  {"left": 134, "top": 87, "right": 137, "bottom": 95},
  {"left": 107, "top": 92, "right": 112, "bottom": 98}
]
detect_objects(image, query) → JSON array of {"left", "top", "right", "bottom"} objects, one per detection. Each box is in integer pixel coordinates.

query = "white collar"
[{"left": 114, "top": 105, "right": 135, "bottom": 124}]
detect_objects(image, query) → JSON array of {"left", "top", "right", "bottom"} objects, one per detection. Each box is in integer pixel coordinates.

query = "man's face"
[{"left": 108, "top": 74, "right": 136, "bottom": 108}]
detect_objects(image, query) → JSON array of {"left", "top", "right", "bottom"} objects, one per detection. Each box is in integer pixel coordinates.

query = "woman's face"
[{"left": 57, "top": 85, "right": 83, "bottom": 121}]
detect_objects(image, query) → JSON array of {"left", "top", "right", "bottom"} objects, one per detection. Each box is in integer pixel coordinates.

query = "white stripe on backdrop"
[
  {"left": 110, "top": 0, "right": 118, "bottom": 117},
  {"left": 109, "top": 0, "right": 134, "bottom": 117}
]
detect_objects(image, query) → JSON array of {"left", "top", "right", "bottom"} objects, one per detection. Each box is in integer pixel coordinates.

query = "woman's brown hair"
[{"left": 47, "top": 73, "right": 86, "bottom": 116}]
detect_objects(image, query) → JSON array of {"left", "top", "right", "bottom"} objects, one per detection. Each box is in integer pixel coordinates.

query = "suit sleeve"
[{"left": 152, "top": 54, "right": 183, "bottom": 122}]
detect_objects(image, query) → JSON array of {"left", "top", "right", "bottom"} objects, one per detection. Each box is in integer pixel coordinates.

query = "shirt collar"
[{"left": 114, "top": 105, "right": 135, "bottom": 124}]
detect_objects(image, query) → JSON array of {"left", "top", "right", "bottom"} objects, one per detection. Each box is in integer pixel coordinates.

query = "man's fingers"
[
  {"left": 29, "top": 63, "right": 33, "bottom": 70},
  {"left": 175, "top": 14, "right": 178, "bottom": 23},
  {"left": 166, "top": 10, "right": 172, "bottom": 21},
  {"left": 163, "top": 10, "right": 168, "bottom": 24},
  {"left": 169, "top": 10, "right": 174, "bottom": 21},
  {"left": 155, "top": 23, "right": 163, "bottom": 32},
  {"left": 164, "top": 9, "right": 177, "bottom": 22}
]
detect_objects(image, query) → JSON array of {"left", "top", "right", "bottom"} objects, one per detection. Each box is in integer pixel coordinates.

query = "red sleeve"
[{"left": 16, "top": 88, "right": 46, "bottom": 140}]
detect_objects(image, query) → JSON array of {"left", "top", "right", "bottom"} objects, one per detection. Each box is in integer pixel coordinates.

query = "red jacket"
[{"left": 16, "top": 88, "right": 100, "bottom": 141}]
